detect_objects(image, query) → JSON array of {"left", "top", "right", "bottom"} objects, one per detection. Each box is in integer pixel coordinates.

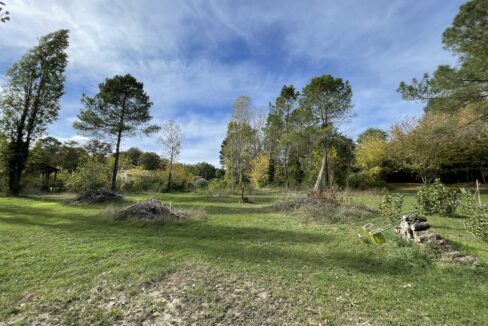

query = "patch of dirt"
[
  {"left": 108, "top": 267, "right": 320, "bottom": 325},
  {"left": 117, "top": 199, "right": 181, "bottom": 222},
  {"left": 6, "top": 265, "right": 329, "bottom": 325},
  {"left": 73, "top": 189, "right": 122, "bottom": 203}
]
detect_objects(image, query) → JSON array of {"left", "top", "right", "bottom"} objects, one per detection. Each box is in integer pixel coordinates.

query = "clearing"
[{"left": 0, "top": 191, "right": 487, "bottom": 325}]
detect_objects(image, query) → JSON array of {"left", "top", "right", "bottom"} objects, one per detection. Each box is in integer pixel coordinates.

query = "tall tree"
[
  {"left": 388, "top": 115, "right": 451, "bottom": 184},
  {"left": 398, "top": 0, "right": 488, "bottom": 119},
  {"left": 0, "top": 29, "right": 69, "bottom": 195},
  {"left": 158, "top": 120, "right": 182, "bottom": 192},
  {"left": 83, "top": 139, "right": 112, "bottom": 162},
  {"left": 124, "top": 147, "right": 143, "bottom": 166},
  {"left": 355, "top": 128, "right": 388, "bottom": 181},
  {"left": 300, "top": 74, "right": 353, "bottom": 191},
  {"left": 266, "top": 85, "right": 299, "bottom": 188},
  {"left": 140, "top": 152, "right": 162, "bottom": 170},
  {"left": 222, "top": 96, "right": 258, "bottom": 188},
  {"left": 73, "top": 74, "right": 158, "bottom": 191},
  {"left": 30, "top": 136, "right": 63, "bottom": 167}
]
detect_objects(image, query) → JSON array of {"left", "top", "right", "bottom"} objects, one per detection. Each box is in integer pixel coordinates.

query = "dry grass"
[{"left": 273, "top": 195, "right": 376, "bottom": 223}]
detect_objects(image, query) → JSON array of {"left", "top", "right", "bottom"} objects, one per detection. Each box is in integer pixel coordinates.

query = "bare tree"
[{"left": 158, "top": 120, "right": 182, "bottom": 192}]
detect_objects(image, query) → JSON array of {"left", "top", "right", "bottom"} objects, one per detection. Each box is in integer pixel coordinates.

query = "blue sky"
[{"left": 0, "top": 0, "right": 465, "bottom": 166}]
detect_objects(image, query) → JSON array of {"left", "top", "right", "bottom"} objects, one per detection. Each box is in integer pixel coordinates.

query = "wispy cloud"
[{"left": 0, "top": 0, "right": 466, "bottom": 165}]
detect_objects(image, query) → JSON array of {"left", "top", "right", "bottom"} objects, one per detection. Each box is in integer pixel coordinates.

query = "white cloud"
[{"left": 0, "top": 0, "right": 466, "bottom": 164}]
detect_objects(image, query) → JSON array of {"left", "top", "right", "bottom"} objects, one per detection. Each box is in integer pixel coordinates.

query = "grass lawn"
[{"left": 0, "top": 191, "right": 487, "bottom": 325}]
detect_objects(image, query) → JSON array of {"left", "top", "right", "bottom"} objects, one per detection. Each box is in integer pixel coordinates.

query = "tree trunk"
[
  {"left": 111, "top": 130, "right": 122, "bottom": 191},
  {"left": 313, "top": 141, "right": 329, "bottom": 192},
  {"left": 284, "top": 146, "right": 290, "bottom": 189},
  {"left": 7, "top": 141, "right": 29, "bottom": 196},
  {"left": 167, "top": 152, "right": 173, "bottom": 192},
  {"left": 313, "top": 155, "right": 326, "bottom": 192}
]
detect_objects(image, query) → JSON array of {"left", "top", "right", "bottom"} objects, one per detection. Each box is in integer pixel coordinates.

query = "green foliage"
[
  {"left": 0, "top": 29, "right": 70, "bottom": 195},
  {"left": 398, "top": 0, "right": 488, "bottom": 116},
  {"left": 250, "top": 153, "right": 269, "bottom": 189},
  {"left": 221, "top": 97, "right": 258, "bottom": 187},
  {"left": 300, "top": 74, "right": 353, "bottom": 191},
  {"left": 458, "top": 188, "right": 487, "bottom": 243},
  {"left": 466, "top": 206, "right": 488, "bottom": 243},
  {"left": 415, "top": 179, "right": 459, "bottom": 216},
  {"left": 208, "top": 178, "right": 227, "bottom": 191},
  {"left": 73, "top": 74, "right": 159, "bottom": 191},
  {"left": 83, "top": 139, "right": 112, "bottom": 162},
  {"left": 346, "top": 171, "right": 387, "bottom": 189},
  {"left": 193, "top": 177, "right": 209, "bottom": 190},
  {"left": 65, "top": 160, "right": 111, "bottom": 192},
  {"left": 138, "top": 152, "right": 161, "bottom": 170},
  {"left": 185, "top": 162, "right": 217, "bottom": 179},
  {"left": 356, "top": 128, "right": 387, "bottom": 144},
  {"left": 379, "top": 193, "right": 404, "bottom": 222}
]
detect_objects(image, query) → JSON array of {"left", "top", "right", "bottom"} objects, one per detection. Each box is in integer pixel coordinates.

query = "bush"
[
  {"left": 466, "top": 205, "right": 488, "bottom": 243},
  {"left": 415, "top": 179, "right": 458, "bottom": 216},
  {"left": 346, "top": 171, "right": 387, "bottom": 189},
  {"left": 379, "top": 193, "right": 404, "bottom": 222},
  {"left": 65, "top": 160, "right": 112, "bottom": 192},
  {"left": 273, "top": 196, "right": 374, "bottom": 223},
  {"left": 208, "top": 178, "right": 227, "bottom": 191},
  {"left": 193, "top": 177, "right": 209, "bottom": 190}
]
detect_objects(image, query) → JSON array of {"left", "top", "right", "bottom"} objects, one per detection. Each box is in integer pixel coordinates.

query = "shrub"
[
  {"left": 193, "top": 177, "right": 209, "bottom": 190},
  {"left": 415, "top": 179, "right": 458, "bottom": 216},
  {"left": 379, "top": 193, "right": 404, "bottom": 222},
  {"left": 208, "top": 178, "right": 227, "bottom": 191},
  {"left": 250, "top": 153, "right": 269, "bottom": 189},
  {"left": 466, "top": 206, "right": 488, "bottom": 243},
  {"left": 273, "top": 196, "right": 374, "bottom": 223},
  {"left": 458, "top": 188, "right": 475, "bottom": 216},
  {"left": 346, "top": 171, "right": 387, "bottom": 189},
  {"left": 65, "top": 160, "right": 112, "bottom": 192}
]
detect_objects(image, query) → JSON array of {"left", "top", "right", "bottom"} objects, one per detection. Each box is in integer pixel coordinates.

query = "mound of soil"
[
  {"left": 117, "top": 199, "right": 181, "bottom": 221},
  {"left": 73, "top": 189, "right": 122, "bottom": 203}
]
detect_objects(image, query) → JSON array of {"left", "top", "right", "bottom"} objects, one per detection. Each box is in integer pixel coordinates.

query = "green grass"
[{"left": 0, "top": 191, "right": 487, "bottom": 325}]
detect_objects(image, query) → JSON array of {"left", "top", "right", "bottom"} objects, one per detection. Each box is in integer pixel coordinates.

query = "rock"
[
  {"left": 117, "top": 199, "right": 181, "bottom": 221},
  {"left": 425, "top": 232, "right": 442, "bottom": 241},
  {"left": 413, "top": 230, "right": 430, "bottom": 243},
  {"left": 73, "top": 189, "right": 122, "bottom": 203},
  {"left": 411, "top": 222, "right": 430, "bottom": 231},
  {"left": 452, "top": 256, "right": 477, "bottom": 264},
  {"left": 444, "top": 251, "right": 463, "bottom": 258}
]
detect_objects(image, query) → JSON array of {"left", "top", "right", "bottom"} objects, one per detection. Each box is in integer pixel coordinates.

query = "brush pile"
[
  {"left": 117, "top": 199, "right": 181, "bottom": 222},
  {"left": 73, "top": 189, "right": 122, "bottom": 203}
]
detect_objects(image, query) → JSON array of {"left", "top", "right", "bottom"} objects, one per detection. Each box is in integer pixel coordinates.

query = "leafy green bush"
[
  {"left": 416, "top": 179, "right": 458, "bottom": 216},
  {"left": 466, "top": 206, "right": 488, "bottom": 242},
  {"left": 346, "top": 171, "right": 387, "bottom": 189},
  {"left": 458, "top": 188, "right": 475, "bottom": 216},
  {"left": 208, "top": 178, "right": 227, "bottom": 191},
  {"left": 379, "top": 193, "right": 404, "bottom": 222},
  {"left": 193, "top": 177, "right": 209, "bottom": 190},
  {"left": 65, "top": 160, "right": 112, "bottom": 192}
]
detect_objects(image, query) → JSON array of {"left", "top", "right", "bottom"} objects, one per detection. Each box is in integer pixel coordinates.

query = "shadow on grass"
[{"left": 1, "top": 195, "right": 485, "bottom": 280}]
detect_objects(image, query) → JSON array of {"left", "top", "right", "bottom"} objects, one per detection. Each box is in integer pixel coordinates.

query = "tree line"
[
  {"left": 220, "top": 0, "right": 487, "bottom": 190},
  {"left": 1, "top": 0, "right": 486, "bottom": 195}
]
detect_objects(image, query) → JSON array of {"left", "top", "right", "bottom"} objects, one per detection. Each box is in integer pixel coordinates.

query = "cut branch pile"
[
  {"left": 73, "top": 189, "right": 122, "bottom": 203},
  {"left": 395, "top": 214, "right": 477, "bottom": 264},
  {"left": 117, "top": 199, "right": 181, "bottom": 222}
]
